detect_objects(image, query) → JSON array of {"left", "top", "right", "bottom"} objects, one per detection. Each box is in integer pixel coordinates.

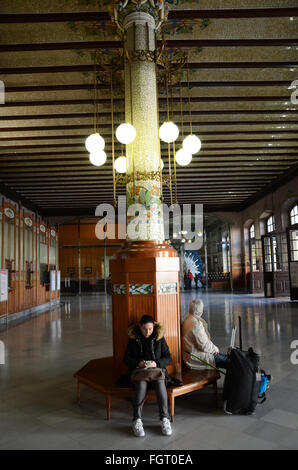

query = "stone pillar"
[{"left": 124, "top": 12, "right": 164, "bottom": 241}]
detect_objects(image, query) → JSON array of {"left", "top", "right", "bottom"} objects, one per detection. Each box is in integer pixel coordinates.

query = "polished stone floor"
[{"left": 0, "top": 291, "right": 298, "bottom": 450}]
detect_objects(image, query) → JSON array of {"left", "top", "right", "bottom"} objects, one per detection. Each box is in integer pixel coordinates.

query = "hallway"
[{"left": 0, "top": 292, "right": 297, "bottom": 450}]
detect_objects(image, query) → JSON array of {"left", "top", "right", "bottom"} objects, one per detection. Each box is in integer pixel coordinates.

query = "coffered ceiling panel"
[{"left": 0, "top": 1, "right": 297, "bottom": 216}]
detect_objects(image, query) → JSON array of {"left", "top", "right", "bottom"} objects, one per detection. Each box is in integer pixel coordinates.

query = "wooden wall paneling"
[
  {"left": 21, "top": 206, "right": 25, "bottom": 310},
  {"left": 23, "top": 210, "right": 32, "bottom": 308},
  {"left": 37, "top": 217, "right": 40, "bottom": 304},
  {"left": 4, "top": 200, "right": 16, "bottom": 314},
  {"left": 128, "top": 294, "right": 155, "bottom": 325},
  {"left": 47, "top": 227, "right": 51, "bottom": 300},
  {"left": 112, "top": 292, "right": 129, "bottom": 375},
  {"left": 156, "top": 292, "right": 181, "bottom": 374},
  {"left": 35, "top": 215, "right": 38, "bottom": 306},
  {"left": 56, "top": 231, "right": 59, "bottom": 299},
  {"left": 0, "top": 196, "right": 4, "bottom": 315},
  {"left": 0, "top": 196, "right": 3, "bottom": 270},
  {"left": 17, "top": 203, "right": 21, "bottom": 313}
]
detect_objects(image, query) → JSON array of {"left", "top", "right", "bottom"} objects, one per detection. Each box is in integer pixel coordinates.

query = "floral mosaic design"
[
  {"left": 129, "top": 284, "right": 154, "bottom": 295},
  {"left": 158, "top": 283, "right": 177, "bottom": 293},
  {"left": 112, "top": 283, "right": 155, "bottom": 294},
  {"left": 113, "top": 284, "right": 126, "bottom": 294},
  {"left": 126, "top": 180, "right": 163, "bottom": 239}
]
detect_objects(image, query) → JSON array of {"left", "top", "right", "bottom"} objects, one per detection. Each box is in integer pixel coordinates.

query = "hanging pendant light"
[
  {"left": 115, "top": 123, "right": 136, "bottom": 144},
  {"left": 89, "top": 150, "right": 107, "bottom": 166},
  {"left": 175, "top": 148, "right": 192, "bottom": 166},
  {"left": 182, "top": 134, "right": 201, "bottom": 154},
  {"left": 86, "top": 56, "right": 105, "bottom": 157},
  {"left": 114, "top": 155, "right": 127, "bottom": 173},
  {"left": 159, "top": 121, "right": 179, "bottom": 143},
  {"left": 85, "top": 133, "right": 105, "bottom": 153}
]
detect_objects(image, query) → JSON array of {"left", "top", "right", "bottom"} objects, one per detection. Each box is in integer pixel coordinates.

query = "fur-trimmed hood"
[{"left": 127, "top": 322, "right": 165, "bottom": 341}]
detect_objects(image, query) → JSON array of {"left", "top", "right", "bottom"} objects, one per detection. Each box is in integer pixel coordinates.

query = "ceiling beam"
[
  {"left": 4, "top": 80, "right": 293, "bottom": 93},
  {"left": 1, "top": 122, "right": 297, "bottom": 133},
  {"left": 2, "top": 109, "right": 298, "bottom": 122},
  {"left": 1, "top": 62, "right": 298, "bottom": 75},
  {"left": 1, "top": 130, "right": 296, "bottom": 141},
  {"left": 0, "top": 96, "right": 292, "bottom": 107},
  {"left": 1, "top": 8, "right": 298, "bottom": 23},
  {"left": 1, "top": 39, "right": 297, "bottom": 53},
  {"left": 1, "top": 143, "right": 297, "bottom": 150}
]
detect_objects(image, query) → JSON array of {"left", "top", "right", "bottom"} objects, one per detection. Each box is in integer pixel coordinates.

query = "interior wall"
[
  {"left": 207, "top": 176, "right": 298, "bottom": 292},
  {"left": 0, "top": 194, "right": 59, "bottom": 316}
]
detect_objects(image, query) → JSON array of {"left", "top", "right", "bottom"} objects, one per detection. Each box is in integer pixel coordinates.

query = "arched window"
[
  {"left": 290, "top": 204, "right": 298, "bottom": 226},
  {"left": 267, "top": 215, "right": 275, "bottom": 233},
  {"left": 249, "top": 223, "right": 255, "bottom": 239}
]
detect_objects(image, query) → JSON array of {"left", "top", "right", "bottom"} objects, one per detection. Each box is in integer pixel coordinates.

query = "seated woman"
[
  {"left": 123, "top": 315, "right": 173, "bottom": 438},
  {"left": 182, "top": 299, "right": 228, "bottom": 370}
]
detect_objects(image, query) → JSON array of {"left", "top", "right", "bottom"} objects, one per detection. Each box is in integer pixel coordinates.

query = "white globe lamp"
[
  {"left": 114, "top": 156, "right": 127, "bottom": 173},
  {"left": 182, "top": 134, "right": 201, "bottom": 154},
  {"left": 175, "top": 148, "right": 192, "bottom": 166},
  {"left": 85, "top": 133, "right": 105, "bottom": 153},
  {"left": 159, "top": 121, "right": 179, "bottom": 143},
  {"left": 115, "top": 123, "right": 136, "bottom": 144},
  {"left": 89, "top": 150, "right": 107, "bottom": 166}
]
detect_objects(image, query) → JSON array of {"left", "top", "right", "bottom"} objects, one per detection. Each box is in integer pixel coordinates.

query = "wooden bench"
[{"left": 74, "top": 357, "right": 220, "bottom": 421}]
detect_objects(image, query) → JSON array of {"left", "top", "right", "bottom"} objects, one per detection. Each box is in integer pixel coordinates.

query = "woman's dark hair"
[{"left": 139, "top": 315, "right": 155, "bottom": 326}]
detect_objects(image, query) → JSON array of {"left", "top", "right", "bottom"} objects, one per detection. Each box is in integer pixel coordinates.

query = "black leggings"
[{"left": 133, "top": 379, "right": 170, "bottom": 421}]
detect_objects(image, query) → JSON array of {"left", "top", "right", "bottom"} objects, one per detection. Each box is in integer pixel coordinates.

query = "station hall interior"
[{"left": 0, "top": 0, "right": 298, "bottom": 452}]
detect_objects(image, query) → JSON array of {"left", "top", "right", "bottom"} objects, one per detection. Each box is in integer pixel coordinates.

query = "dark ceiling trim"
[
  {"left": 4, "top": 175, "right": 274, "bottom": 182},
  {"left": 4, "top": 81, "right": 292, "bottom": 93},
  {"left": 0, "top": 181, "right": 42, "bottom": 214},
  {"left": 2, "top": 109, "right": 298, "bottom": 121},
  {"left": 1, "top": 167, "right": 284, "bottom": 175},
  {"left": 1, "top": 142, "right": 297, "bottom": 150},
  {"left": 1, "top": 62, "right": 297, "bottom": 75},
  {"left": 1, "top": 130, "right": 297, "bottom": 140},
  {"left": 1, "top": 153, "right": 296, "bottom": 160},
  {"left": 1, "top": 39, "right": 297, "bottom": 53},
  {"left": 1, "top": 8, "right": 298, "bottom": 23},
  {"left": 241, "top": 163, "right": 298, "bottom": 210},
  {"left": 0, "top": 96, "right": 291, "bottom": 107},
  {"left": 1, "top": 122, "right": 298, "bottom": 133}
]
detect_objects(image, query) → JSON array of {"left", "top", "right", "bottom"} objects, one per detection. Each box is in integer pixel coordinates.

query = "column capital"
[{"left": 112, "top": 0, "right": 167, "bottom": 32}]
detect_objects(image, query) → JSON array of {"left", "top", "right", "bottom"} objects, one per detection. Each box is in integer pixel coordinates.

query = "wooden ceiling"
[{"left": 0, "top": 1, "right": 297, "bottom": 217}]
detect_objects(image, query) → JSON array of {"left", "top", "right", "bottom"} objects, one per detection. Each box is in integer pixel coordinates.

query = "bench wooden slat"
[{"left": 74, "top": 356, "right": 220, "bottom": 421}]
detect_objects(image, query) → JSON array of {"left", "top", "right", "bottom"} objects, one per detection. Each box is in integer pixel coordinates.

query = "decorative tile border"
[
  {"left": 129, "top": 284, "right": 154, "bottom": 295},
  {"left": 113, "top": 284, "right": 126, "bottom": 295},
  {"left": 113, "top": 283, "right": 155, "bottom": 295},
  {"left": 158, "top": 283, "right": 177, "bottom": 294}
]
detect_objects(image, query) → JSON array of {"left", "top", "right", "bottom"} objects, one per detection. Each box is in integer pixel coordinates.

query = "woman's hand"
[{"left": 138, "top": 360, "right": 146, "bottom": 368}]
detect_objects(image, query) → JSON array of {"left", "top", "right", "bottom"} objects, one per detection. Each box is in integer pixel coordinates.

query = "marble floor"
[{"left": 0, "top": 291, "right": 298, "bottom": 450}]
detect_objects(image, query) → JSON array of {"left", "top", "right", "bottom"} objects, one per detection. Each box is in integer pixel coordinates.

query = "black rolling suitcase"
[{"left": 223, "top": 316, "right": 261, "bottom": 415}]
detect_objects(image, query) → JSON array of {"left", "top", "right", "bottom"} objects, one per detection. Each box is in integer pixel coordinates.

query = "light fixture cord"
[
  {"left": 171, "top": 85, "right": 178, "bottom": 204},
  {"left": 110, "top": 70, "right": 116, "bottom": 208},
  {"left": 93, "top": 54, "right": 98, "bottom": 133},
  {"left": 166, "top": 72, "right": 170, "bottom": 122},
  {"left": 179, "top": 69, "right": 184, "bottom": 139},
  {"left": 166, "top": 73, "right": 172, "bottom": 205},
  {"left": 187, "top": 59, "right": 192, "bottom": 135}
]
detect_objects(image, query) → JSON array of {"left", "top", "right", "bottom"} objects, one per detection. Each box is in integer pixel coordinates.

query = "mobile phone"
[{"left": 144, "top": 360, "right": 151, "bottom": 364}]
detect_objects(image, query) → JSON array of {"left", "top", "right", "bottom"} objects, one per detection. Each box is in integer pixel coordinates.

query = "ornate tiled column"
[{"left": 110, "top": 1, "right": 181, "bottom": 376}]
